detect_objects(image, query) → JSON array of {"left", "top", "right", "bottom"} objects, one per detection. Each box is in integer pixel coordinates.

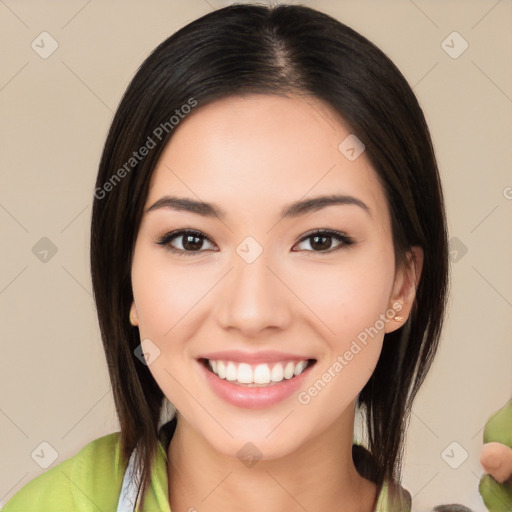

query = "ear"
[
  {"left": 129, "top": 301, "right": 139, "bottom": 327},
  {"left": 385, "top": 246, "right": 423, "bottom": 334}
]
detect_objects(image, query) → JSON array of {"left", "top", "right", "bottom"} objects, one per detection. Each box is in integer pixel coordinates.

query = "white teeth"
[
  {"left": 217, "top": 361, "right": 226, "bottom": 379},
  {"left": 270, "top": 363, "right": 283, "bottom": 382},
  {"left": 253, "top": 364, "right": 271, "bottom": 384},
  {"left": 284, "top": 362, "right": 295, "bottom": 379},
  {"left": 226, "top": 362, "right": 237, "bottom": 381},
  {"left": 294, "top": 360, "right": 308, "bottom": 376},
  {"left": 206, "top": 359, "right": 311, "bottom": 385},
  {"left": 237, "top": 363, "right": 253, "bottom": 384}
]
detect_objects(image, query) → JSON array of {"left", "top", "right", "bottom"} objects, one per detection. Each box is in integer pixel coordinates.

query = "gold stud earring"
[{"left": 391, "top": 301, "right": 404, "bottom": 322}]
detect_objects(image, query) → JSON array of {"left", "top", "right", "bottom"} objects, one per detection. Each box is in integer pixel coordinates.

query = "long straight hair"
[{"left": 90, "top": 3, "right": 449, "bottom": 508}]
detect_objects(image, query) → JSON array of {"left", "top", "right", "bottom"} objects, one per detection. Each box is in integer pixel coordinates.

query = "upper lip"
[{"left": 198, "top": 350, "right": 315, "bottom": 364}]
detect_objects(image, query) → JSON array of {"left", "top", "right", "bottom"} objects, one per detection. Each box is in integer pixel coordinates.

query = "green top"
[{"left": 2, "top": 420, "right": 410, "bottom": 512}]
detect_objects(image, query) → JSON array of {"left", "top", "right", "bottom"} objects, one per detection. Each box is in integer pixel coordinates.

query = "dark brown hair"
[{"left": 90, "top": 3, "right": 449, "bottom": 508}]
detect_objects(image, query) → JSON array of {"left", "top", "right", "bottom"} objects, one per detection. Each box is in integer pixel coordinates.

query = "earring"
[{"left": 391, "top": 301, "right": 404, "bottom": 322}]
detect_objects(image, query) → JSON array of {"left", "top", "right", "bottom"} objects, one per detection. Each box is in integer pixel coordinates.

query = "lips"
[{"left": 196, "top": 350, "right": 317, "bottom": 408}]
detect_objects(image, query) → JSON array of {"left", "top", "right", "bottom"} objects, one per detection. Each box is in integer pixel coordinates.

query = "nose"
[{"left": 215, "top": 251, "right": 292, "bottom": 337}]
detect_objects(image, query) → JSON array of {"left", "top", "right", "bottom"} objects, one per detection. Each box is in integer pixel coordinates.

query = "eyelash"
[{"left": 156, "top": 228, "right": 356, "bottom": 256}]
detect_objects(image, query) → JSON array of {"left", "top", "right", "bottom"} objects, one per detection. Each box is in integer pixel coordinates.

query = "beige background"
[{"left": 1, "top": 0, "right": 511, "bottom": 510}]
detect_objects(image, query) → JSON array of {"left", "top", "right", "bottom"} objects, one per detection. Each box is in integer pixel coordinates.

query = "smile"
[
  {"left": 197, "top": 357, "right": 317, "bottom": 409},
  {"left": 202, "top": 358, "right": 315, "bottom": 386}
]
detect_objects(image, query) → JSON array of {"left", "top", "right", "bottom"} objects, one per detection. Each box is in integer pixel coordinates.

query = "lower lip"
[{"left": 198, "top": 360, "right": 315, "bottom": 409}]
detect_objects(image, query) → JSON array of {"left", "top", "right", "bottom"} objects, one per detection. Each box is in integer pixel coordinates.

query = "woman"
[{"left": 3, "top": 3, "right": 497, "bottom": 511}]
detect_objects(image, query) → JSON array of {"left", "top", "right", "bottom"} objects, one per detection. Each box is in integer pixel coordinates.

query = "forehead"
[{"left": 146, "top": 94, "right": 389, "bottom": 229}]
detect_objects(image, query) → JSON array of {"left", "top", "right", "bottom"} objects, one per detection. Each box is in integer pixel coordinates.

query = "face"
[{"left": 129, "top": 94, "right": 422, "bottom": 459}]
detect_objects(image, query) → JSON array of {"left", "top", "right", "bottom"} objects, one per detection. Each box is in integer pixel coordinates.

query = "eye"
[
  {"left": 156, "top": 229, "right": 216, "bottom": 255},
  {"left": 156, "top": 228, "right": 355, "bottom": 256},
  {"left": 293, "top": 229, "right": 355, "bottom": 253}
]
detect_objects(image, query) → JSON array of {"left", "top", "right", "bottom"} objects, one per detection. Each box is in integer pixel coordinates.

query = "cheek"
[
  {"left": 293, "top": 255, "right": 393, "bottom": 418},
  {"left": 288, "top": 249, "right": 395, "bottom": 347},
  {"left": 130, "top": 248, "right": 208, "bottom": 407},
  {"left": 131, "top": 249, "right": 213, "bottom": 340}
]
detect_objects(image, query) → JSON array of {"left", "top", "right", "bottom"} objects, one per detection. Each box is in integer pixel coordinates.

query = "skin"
[
  {"left": 481, "top": 442, "right": 512, "bottom": 483},
  {"left": 129, "top": 94, "right": 423, "bottom": 512}
]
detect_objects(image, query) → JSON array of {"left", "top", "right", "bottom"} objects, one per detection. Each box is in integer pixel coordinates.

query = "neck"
[{"left": 167, "top": 405, "right": 377, "bottom": 512}]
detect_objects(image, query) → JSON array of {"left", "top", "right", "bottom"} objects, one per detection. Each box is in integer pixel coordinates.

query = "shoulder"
[{"left": 2, "top": 431, "right": 126, "bottom": 512}]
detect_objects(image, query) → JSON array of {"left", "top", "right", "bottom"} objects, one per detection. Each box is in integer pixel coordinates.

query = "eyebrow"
[{"left": 144, "top": 194, "right": 371, "bottom": 219}]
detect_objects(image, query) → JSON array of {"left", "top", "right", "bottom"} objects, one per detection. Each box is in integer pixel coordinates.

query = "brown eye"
[
  {"left": 294, "top": 230, "right": 355, "bottom": 253},
  {"left": 156, "top": 229, "right": 216, "bottom": 255}
]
